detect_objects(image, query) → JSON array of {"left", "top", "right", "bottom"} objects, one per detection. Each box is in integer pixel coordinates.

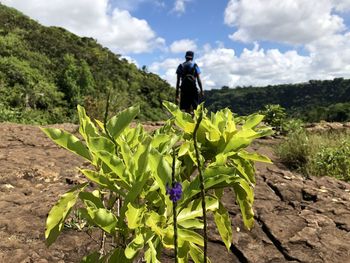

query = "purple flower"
[{"left": 166, "top": 182, "right": 183, "bottom": 202}]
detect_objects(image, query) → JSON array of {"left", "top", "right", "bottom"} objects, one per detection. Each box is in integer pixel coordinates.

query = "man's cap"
[{"left": 185, "top": 51, "right": 194, "bottom": 59}]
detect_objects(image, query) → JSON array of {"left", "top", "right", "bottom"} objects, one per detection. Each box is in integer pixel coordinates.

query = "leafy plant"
[
  {"left": 276, "top": 128, "right": 350, "bottom": 181},
  {"left": 313, "top": 141, "right": 350, "bottom": 181},
  {"left": 42, "top": 102, "right": 272, "bottom": 262},
  {"left": 281, "top": 118, "right": 304, "bottom": 134},
  {"left": 260, "top": 104, "right": 286, "bottom": 133}
]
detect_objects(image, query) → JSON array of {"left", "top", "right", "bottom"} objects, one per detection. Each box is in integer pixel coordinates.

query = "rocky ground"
[{"left": 0, "top": 123, "right": 349, "bottom": 263}]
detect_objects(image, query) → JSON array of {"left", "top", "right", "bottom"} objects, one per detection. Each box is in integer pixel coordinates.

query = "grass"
[{"left": 276, "top": 128, "right": 350, "bottom": 181}]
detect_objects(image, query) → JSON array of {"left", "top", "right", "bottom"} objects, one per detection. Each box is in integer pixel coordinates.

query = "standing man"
[{"left": 176, "top": 51, "right": 204, "bottom": 113}]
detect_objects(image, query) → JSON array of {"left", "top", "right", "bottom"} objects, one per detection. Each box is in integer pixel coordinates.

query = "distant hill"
[
  {"left": 0, "top": 4, "right": 174, "bottom": 124},
  {"left": 205, "top": 78, "right": 350, "bottom": 122}
]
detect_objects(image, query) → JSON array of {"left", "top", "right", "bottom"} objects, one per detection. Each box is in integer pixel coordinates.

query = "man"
[{"left": 176, "top": 51, "right": 204, "bottom": 113}]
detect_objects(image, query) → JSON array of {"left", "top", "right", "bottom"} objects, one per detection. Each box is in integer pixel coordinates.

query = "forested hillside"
[
  {"left": 0, "top": 4, "right": 174, "bottom": 124},
  {"left": 205, "top": 78, "right": 350, "bottom": 122}
]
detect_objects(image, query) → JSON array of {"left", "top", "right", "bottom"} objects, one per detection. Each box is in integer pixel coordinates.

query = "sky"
[{"left": 2, "top": 0, "right": 350, "bottom": 89}]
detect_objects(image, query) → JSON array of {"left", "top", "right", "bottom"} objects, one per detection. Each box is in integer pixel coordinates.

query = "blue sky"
[{"left": 3, "top": 0, "right": 350, "bottom": 89}]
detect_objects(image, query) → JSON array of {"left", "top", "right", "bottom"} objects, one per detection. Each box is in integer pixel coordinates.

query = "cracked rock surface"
[{"left": 0, "top": 123, "right": 349, "bottom": 263}]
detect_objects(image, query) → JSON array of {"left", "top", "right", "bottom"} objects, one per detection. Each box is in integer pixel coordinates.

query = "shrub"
[
  {"left": 275, "top": 128, "right": 310, "bottom": 170},
  {"left": 312, "top": 141, "right": 350, "bottom": 181},
  {"left": 276, "top": 129, "right": 350, "bottom": 181},
  {"left": 260, "top": 104, "right": 286, "bottom": 133},
  {"left": 281, "top": 118, "right": 304, "bottom": 134},
  {"left": 42, "top": 102, "right": 273, "bottom": 262}
]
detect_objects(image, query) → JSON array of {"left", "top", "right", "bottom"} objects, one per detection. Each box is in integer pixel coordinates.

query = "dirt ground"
[{"left": 0, "top": 123, "right": 349, "bottom": 263}]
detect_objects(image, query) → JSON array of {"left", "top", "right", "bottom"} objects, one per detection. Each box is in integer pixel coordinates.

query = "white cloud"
[
  {"left": 103, "top": 8, "right": 165, "bottom": 53},
  {"left": 224, "top": 0, "right": 346, "bottom": 45},
  {"left": 170, "top": 39, "right": 197, "bottom": 53},
  {"left": 149, "top": 44, "right": 318, "bottom": 88},
  {"left": 112, "top": 0, "right": 165, "bottom": 12},
  {"left": 172, "top": 0, "right": 191, "bottom": 15},
  {"left": 218, "top": 0, "right": 350, "bottom": 87},
  {"left": 307, "top": 33, "right": 350, "bottom": 78},
  {"left": 121, "top": 56, "right": 139, "bottom": 67},
  {"left": 149, "top": 58, "right": 182, "bottom": 86},
  {"left": 332, "top": 0, "right": 350, "bottom": 12},
  {"left": 198, "top": 45, "right": 312, "bottom": 88},
  {"left": 151, "top": 30, "right": 350, "bottom": 88},
  {"left": 2, "top": 0, "right": 165, "bottom": 54}
]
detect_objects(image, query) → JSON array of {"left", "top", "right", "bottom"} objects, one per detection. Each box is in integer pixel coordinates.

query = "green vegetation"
[
  {"left": 42, "top": 102, "right": 272, "bottom": 262},
  {"left": 0, "top": 4, "right": 173, "bottom": 124},
  {"left": 276, "top": 128, "right": 350, "bottom": 181},
  {"left": 205, "top": 78, "right": 350, "bottom": 123},
  {"left": 259, "top": 104, "right": 287, "bottom": 133}
]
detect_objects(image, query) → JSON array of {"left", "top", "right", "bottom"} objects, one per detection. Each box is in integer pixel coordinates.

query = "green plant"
[
  {"left": 281, "top": 118, "right": 304, "bottom": 134},
  {"left": 277, "top": 128, "right": 350, "bottom": 181},
  {"left": 260, "top": 104, "right": 287, "bottom": 133},
  {"left": 276, "top": 128, "right": 310, "bottom": 170},
  {"left": 313, "top": 141, "right": 350, "bottom": 181},
  {"left": 42, "top": 102, "right": 272, "bottom": 262}
]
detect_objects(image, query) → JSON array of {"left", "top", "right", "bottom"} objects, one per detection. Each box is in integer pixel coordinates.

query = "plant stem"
[
  {"left": 193, "top": 108, "right": 207, "bottom": 263},
  {"left": 102, "top": 87, "right": 124, "bottom": 249},
  {"left": 171, "top": 148, "right": 178, "bottom": 263},
  {"left": 99, "top": 231, "right": 107, "bottom": 256},
  {"left": 103, "top": 88, "right": 117, "bottom": 147},
  {"left": 99, "top": 191, "right": 107, "bottom": 257}
]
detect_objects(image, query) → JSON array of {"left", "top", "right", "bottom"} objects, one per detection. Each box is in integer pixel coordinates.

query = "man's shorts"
[{"left": 180, "top": 89, "right": 199, "bottom": 111}]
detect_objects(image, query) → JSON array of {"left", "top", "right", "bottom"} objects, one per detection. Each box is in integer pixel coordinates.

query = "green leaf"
[
  {"left": 144, "top": 238, "right": 161, "bottom": 263},
  {"left": 149, "top": 149, "right": 171, "bottom": 197},
  {"left": 231, "top": 159, "right": 255, "bottom": 185},
  {"left": 88, "top": 136, "right": 115, "bottom": 154},
  {"left": 80, "top": 169, "right": 123, "bottom": 194},
  {"left": 232, "top": 179, "right": 255, "bottom": 230},
  {"left": 107, "top": 248, "right": 132, "bottom": 263},
  {"left": 133, "top": 141, "right": 151, "bottom": 181},
  {"left": 178, "top": 228, "right": 204, "bottom": 246},
  {"left": 77, "top": 208, "right": 95, "bottom": 226},
  {"left": 94, "top": 119, "right": 105, "bottom": 132},
  {"left": 257, "top": 127, "right": 274, "bottom": 137},
  {"left": 119, "top": 166, "right": 150, "bottom": 223},
  {"left": 93, "top": 150, "right": 129, "bottom": 187},
  {"left": 238, "top": 150, "right": 272, "bottom": 163},
  {"left": 242, "top": 114, "right": 264, "bottom": 130},
  {"left": 77, "top": 105, "right": 99, "bottom": 141},
  {"left": 177, "top": 197, "right": 219, "bottom": 223},
  {"left": 45, "top": 183, "right": 88, "bottom": 246},
  {"left": 214, "top": 203, "right": 232, "bottom": 250},
  {"left": 177, "top": 219, "right": 204, "bottom": 229},
  {"left": 79, "top": 191, "right": 104, "bottom": 209},
  {"left": 178, "top": 241, "right": 190, "bottom": 263},
  {"left": 118, "top": 137, "right": 133, "bottom": 172},
  {"left": 41, "top": 128, "right": 91, "bottom": 161},
  {"left": 181, "top": 167, "right": 237, "bottom": 202},
  {"left": 151, "top": 134, "right": 174, "bottom": 152},
  {"left": 125, "top": 232, "right": 144, "bottom": 259},
  {"left": 230, "top": 152, "right": 267, "bottom": 185},
  {"left": 204, "top": 165, "right": 236, "bottom": 183},
  {"left": 189, "top": 243, "right": 211, "bottom": 263},
  {"left": 80, "top": 251, "right": 102, "bottom": 263},
  {"left": 223, "top": 136, "right": 252, "bottom": 153},
  {"left": 178, "top": 141, "right": 191, "bottom": 157},
  {"left": 163, "top": 101, "right": 195, "bottom": 133},
  {"left": 125, "top": 203, "right": 145, "bottom": 229},
  {"left": 145, "top": 211, "right": 166, "bottom": 237},
  {"left": 86, "top": 207, "right": 117, "bottom": 234},
  {"left": 106, "top": 105, "right": 140, "bottom": 139}
]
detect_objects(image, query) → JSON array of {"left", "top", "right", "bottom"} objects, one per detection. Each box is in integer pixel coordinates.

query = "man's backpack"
[{"left": 181, "top": 62, "right": 197, "bottom": 91}]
